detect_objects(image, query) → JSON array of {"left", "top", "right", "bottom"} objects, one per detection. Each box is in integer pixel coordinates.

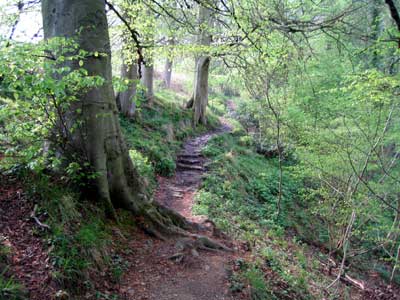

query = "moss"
[
  {"left": 121, "top": 87, "right": 219, "bottom": 179},
  {"left": 195, "top": 131, "right": 316, "bottom": 299}
]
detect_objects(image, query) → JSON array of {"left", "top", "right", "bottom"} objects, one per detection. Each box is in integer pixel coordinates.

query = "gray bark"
[
  {"left": 193, "top": 56, "right": 210, "bottom": 125},
  {"left": 141, "top": 62, "right": 154, "bottom": 105},
  {"left": 41, "top": 0, "right": 189, "bottom": 234},
  {"left": 117, "top": 61, "right": 138, "bottom": 118},
  {"left": 162, "top": 38, "right": 175, "bottom": 88},
  {"left": 371, "top": 1, "right": 383, "bottom": 68},
  {"left": 191, "top": 4, "right": 213, "bottom": 126},
  {"left": 163, "top": 58, "right": 173, "bottom": 88}
]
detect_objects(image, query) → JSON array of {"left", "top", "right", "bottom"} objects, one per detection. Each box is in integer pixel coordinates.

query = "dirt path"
[
  {"left": 118, "top": 122, "right": 243, "bottom": 300},
  {"left": 155, "top": 123, "right": 231, "bottom": 222}
]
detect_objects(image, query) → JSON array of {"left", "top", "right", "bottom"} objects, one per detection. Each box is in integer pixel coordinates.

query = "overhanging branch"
[{"left": 104, "top": 0, "right": 145, "bottom": 75}]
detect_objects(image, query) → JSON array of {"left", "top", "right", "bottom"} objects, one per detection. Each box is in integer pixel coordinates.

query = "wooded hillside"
[{"left": 0, "top": 1, "right": 400, "bottom": 299}]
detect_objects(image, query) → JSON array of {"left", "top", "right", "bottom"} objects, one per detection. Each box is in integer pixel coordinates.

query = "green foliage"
[
  {"left": 121, "top": 88, "right": 218, "bottom": 178},
  {"left": 21, "top": 173, "right": 114, "bottom": 294},
  {"left": 197, "top": 132, "right": 300, "bottom": 232},
  {"left": 0, "top": 269, "right": 26, "bottom": 300},
  {"left": 0, "top": 38, "right": 104, "bottom": 177},
  {"left": 195, "top": 130, "right": 315, "bottom": 298},
  {"left": 244, "top": 267, "right": 272, "bottom": 300},
  {"left": 49, "top": 210, "right": 111, "bottom": 290},
  {"left": 129, "top": 149, "right": 155, "bottom": 188},
  {"left": 0, "top": 241, "right": 26, "bottom": 299}
]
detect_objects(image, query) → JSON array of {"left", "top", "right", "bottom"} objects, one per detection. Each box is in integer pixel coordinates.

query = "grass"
[
  {"left": 0, "top": 87, "right": 222, "bottom": 299},
  {"left": 121, "top": 88, "right": 219, "bottom": 180},
  {"left": 194, "top": 123, "right": 318, "bottom": 299},
  {"left": 20, "top": 173, "right": 117, "bottom": 297},
  {"left": 0, "top": 271, "right": 26, "bottom": 300},
  {"left": 0, "top": 245, "right": 26, "bottom": 300}
]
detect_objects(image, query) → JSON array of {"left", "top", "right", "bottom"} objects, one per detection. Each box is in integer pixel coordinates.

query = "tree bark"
[
  {"left": 141, "top": 62, "right": 154, "bottom": 105},
  {"left": 190, "top": 4, "right": 213, "bottom": 126},
  {"left": 163, "top": 58, "right": 173, "bottom": 88},
  {"left": 385, "top": 0, "right": 400, "bottom": 47},
  {"left": 117, "top": 60, "right": 138, "bottom": 118},
  {"left": 41, "top": 0, "right": 189, "bottom": 235},
  {"left": 162, "top": 38, "right": 175, "bottom": 88},
  {"left": 193, "top": 56, "right": 210, "bottom": 125}
]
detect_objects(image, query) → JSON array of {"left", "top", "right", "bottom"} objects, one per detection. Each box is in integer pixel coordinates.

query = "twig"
[
  {"left": 104, "top": 0, "right": 145, "bottom": 76},
  {"left": 30, "top": 204, "right": 50, "bottom": 230},
  {"left": 326, "top": 210, "right": 356, "bottom": 289}
]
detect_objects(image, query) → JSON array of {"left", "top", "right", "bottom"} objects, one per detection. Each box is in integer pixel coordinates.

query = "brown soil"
[
  {"left": 0, "top": 175, "right": 58, "bottom": 300},
  {"left": 117, "top": 124, "right": 246, "bottom": 300}
]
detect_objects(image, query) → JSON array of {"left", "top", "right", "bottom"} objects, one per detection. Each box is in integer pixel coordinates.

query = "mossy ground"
[{"left": 0, "top": 88, "right": 221, "bottom": 299}]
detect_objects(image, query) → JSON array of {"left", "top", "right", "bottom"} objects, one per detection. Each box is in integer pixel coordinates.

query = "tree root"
[
  {"left": 30, "top": 204, "right": 50, "bottom": 231},
  {"left": 185, "top": 96, "right": 194, "bottom": 109},
  {"left": 133, "top": 203, "right": 233, "bottom": 253},
  {"left": 108, "top": 160, "right": 232, "bottom": 252},
  {"left": 169, "top": 235, "right": 232, "bottom": 263}
]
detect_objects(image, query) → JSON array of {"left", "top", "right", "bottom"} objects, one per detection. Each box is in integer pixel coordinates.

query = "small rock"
[
  {"left": 191, "top": 249, "right": 199, "bottom": 257},
  {"left": 55, "top": 290, "right": 69, "bottom": 300}
]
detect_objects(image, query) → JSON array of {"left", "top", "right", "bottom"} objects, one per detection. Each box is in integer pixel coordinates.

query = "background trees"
[{"left": 1, "top": 0, "right": 400, "bottom": 297}]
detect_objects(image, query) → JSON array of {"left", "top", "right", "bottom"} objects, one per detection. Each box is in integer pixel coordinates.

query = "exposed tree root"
[
  {"left": 30, "top": 204, "right": 50, "bottom": 231},
  {"left": 169, "top": 234, "right": 232, "bottom": 263},
  {"left": 135, "top": 202, "right": 233, "bottom": 253},
  {"left": 186, "top": 96, "right": 194, "bottom": 109}
]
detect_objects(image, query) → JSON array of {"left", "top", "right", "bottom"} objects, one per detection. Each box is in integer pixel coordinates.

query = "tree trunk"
[
  {"left": 141, "top": 62, "right": 154, "bottom": 105},
  {"left": 117, "top": 61, "right": 138, "bottom": 118},
  {"left": 190, "top": 4, "right": 213, "bottom": 126},
  {"left": 193, "top": 56, "right": 210, "bottom": 125},
  {"left": 41, "top": 0, "right": 190, "bottom": 236},
  {"left": 162, "top": 38, "right": 175, "bottom": 88},
  {"left": 163, "top": 58, "right": 173, "bottom": 88},
  {"left": 370, "top": 1, "right": 383, "bottom": 68}
]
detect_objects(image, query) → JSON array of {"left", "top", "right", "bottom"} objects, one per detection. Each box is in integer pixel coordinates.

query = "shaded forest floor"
[
  {"left": 1, "top": 88, "right": 400, "bottom": 300},
  {"left": 0, "top": 175, "right": 57, "bottom": 300},
  {"left": 116, "top": 120, "right": 247, "bottom": 300}
]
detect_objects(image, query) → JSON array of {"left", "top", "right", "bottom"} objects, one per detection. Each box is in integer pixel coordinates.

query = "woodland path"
[{"left": 118, "top": 116, "right": 245, "bottom": 300}]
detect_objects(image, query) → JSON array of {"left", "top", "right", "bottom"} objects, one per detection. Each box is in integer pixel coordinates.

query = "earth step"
[
  {"left": 178, "top": 153, "right": 202, "bottom": 159},
  {"left": 170, "top": 186, "right": 188, "bottom": 192},
  {"left": 182, "top": 149, "right": 201, "bottom": 154},
  {"left": 172, "top": 192, "right": 183, "bottom": 198},
  {"left": 177, "top": 158, "right": 202, "bottom": 164},
  {"left": 176, "top": 163, "right": 204, "bottom": 171}
]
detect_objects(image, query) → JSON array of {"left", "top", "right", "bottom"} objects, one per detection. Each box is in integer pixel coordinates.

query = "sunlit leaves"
[{"left": 0, "top": 37, "right": 105, "bottom": 172}]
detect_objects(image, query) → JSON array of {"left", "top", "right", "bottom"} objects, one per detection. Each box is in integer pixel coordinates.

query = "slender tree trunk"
[
  {"left": 190, "top": 4, "right": 213, "bottom": 126},
  {"left": 41, "top": 0, "right": 189, "bottom": 235},
  {"left": 141, "top": 62, "right": 154, "bottom": 105},
  {"left": 117, "top": 60, "right": 138, "bottom": 118},
  {"left": 163, "top": 58, "right": 173, "bottom": 88},
  {"left": 162, "top": 38, "right": 175, "bottom": 88},
  {"left": 193, "top": 56, "right": 210, "bottom": 125},
  {"left": 371, "top": 1, "right": 383, "bottom": 68}
]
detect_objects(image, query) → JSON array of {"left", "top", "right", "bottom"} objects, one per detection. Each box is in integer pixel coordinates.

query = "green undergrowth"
[
  {"left": 121, "top": 88, "right": 219, "bottom": 186},
  {"left": 20, "top": 173, "right": 129, "bottom": 300},
  {"left": 194, "top": 128, "right": 325, "bottom": 299},
  {"left": 0, "top": 273, "right": 26, "bottom": 300},
  {"left": 0, "top": 88, "right": 222, "bottom": 300},
  {"left": 0, "top": 244, "right": 27, "bottom": 300}
]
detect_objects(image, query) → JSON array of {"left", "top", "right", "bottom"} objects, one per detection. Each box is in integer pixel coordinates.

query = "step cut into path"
[{"left": 119, "top": 123, "right": 242, "bottom": 300}]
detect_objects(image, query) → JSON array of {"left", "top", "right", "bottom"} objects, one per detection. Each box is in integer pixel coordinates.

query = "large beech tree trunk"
[
  {"left": 117, "top": 61, "right": 138, "bottom": 118},
  {"left": 41, "top": 0, "right": 188, "bottom": 235}
]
